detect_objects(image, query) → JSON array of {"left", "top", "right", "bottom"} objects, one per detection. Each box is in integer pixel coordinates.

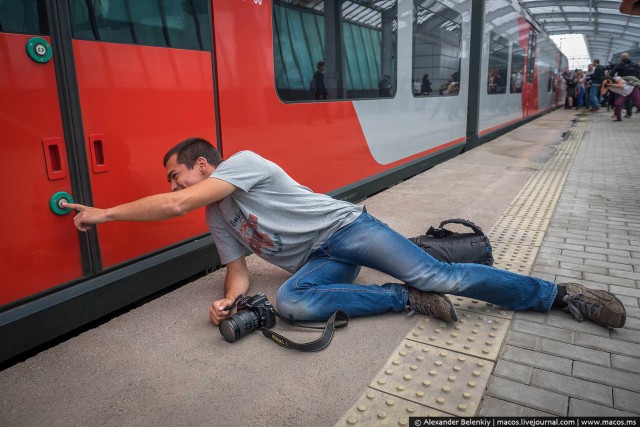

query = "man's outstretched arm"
[{"left": 64, "top": 177, "right": 237, "bottom": 232}]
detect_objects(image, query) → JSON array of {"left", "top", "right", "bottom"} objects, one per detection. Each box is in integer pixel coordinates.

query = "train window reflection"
[
  {"left": 487, "top": 32, "right": 508, "bottom": 95},
  {"left": 511, "top": 44, "right": 525, "bottom": 93},
  {"left": 0, "top": 0, "right": 49, "bottom": 35},
  {"left": 273, "top": 0, "right": 398, "bottom": 102},
  {"left": 412, "top": 0, "right": 462, "bottom": 97},
  {"left": 68, "top": 0, "right": 211, "bottom": 51}
]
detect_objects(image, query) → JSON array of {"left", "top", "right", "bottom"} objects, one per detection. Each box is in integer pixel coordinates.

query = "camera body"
[{"left": 219, "top": 294, "right": 276, "bottom": 343}]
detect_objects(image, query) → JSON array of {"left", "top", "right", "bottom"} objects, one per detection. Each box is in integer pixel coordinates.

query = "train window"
[
  {"left": 487, "top": 32, "right": 508, "bottom": 95},
  {"left": 510, "top": 44, "right": 525, "bottom": 93},
  {"left": 273, "top": 0, "right": 398, "bottom": 102},
  {"left": 68, "top": 0, "right": 211, "bottom": 51},
  {"left": 412, "top": 0, "right": 462, "bottom": 97},
  {"left": 0, "top": 0, "right": 49, "bottom": 35}
]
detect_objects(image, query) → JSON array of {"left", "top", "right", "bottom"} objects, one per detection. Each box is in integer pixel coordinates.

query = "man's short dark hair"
[
  {"left": 163, "top": 137, "right": 223, "bottom": 168},
  {"left": 594, "top": 59, "right": 600, "bottom": 65}
]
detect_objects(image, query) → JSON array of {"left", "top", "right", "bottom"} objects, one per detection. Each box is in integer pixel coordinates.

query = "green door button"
[
  {"left": 50, "top": 192, "right": 74, "bottom": 215},
  {"left": 26, "top": 37, "right": 52, "bottom": 63}
]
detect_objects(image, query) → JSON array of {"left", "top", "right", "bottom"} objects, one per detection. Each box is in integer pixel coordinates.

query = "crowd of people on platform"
[{"left": 563, "top": 53, "right": 640, "bottom": 122}]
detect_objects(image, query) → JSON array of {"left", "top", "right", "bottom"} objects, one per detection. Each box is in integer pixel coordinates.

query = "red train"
[{"left": 0, "top": 0, "right": 566, "bottom": 363}]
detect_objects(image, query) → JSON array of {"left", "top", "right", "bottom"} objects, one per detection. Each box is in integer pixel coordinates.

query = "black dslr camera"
[{"left": 219, "top": 294, "right": 276, "bottom": 343}]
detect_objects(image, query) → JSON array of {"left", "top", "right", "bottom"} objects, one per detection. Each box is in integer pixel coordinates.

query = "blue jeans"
[
  {"left": 576, "top": 86, "right": 584, "bottom": 108},
  {"left": 276, "top": 212, "right": 557, "bottom": 321},
  {"left": 590, "top": 84, "right": 601, "bottom": 109}
]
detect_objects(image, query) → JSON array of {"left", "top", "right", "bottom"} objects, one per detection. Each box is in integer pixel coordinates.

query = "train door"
[
  {"left": 0, "top": 2, "right": 85, "bottom": 306},
  {"left": 66, "top": 1, "right": 217, "bottom": 268},
  {"left": 0, "top": 1, "right": 218, "bottom": 308},
  {"left": 524, "top": 29, "right": 538, "bottom": 116}
]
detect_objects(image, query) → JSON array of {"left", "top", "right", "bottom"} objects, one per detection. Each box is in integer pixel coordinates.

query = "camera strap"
[{"left": 260, "top": 309, "right": 350, "bottom": 352}]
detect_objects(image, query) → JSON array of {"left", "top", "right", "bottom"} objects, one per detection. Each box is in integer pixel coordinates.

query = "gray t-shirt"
[{"left": 205, "top": 151, "right": 363, "bottom": 272}]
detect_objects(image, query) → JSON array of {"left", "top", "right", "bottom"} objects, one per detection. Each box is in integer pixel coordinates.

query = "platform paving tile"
[
  {"left": 565, "top": 238, "right": 609, "bottom": 249},
  {"left": 558, "top": 261, "right": 608, "bottom": 276},
  {"left": 493, "top": 360, "right": 532, "bottom": 384},
  {"left": 559, "top": 249, "right": 607, "bottom": 261},
  {"left": 583, "top": 272, "right": 636, "bottom": 288},
  {"left": 611, "top": 354, "right": 640, "bottom": 374},
  {"left": 584, "top": 258, "right": 635, "bottom": 272},
  {"left": 574, "top": 332, "right": 640, "bottom": 358},
  {"left": 510, "top": 319, "right": 575, "bottom": 343},
  {"left": 616, "top": 295, "right": 640, "bottom": 309},
  {"left": 536, "top": 252, "right": 588, "bottom": 266},
  {"left": 572, "top": 361, "right": 640, "bottom": 393},
  {"left": 607, "top": 268, "right": 640, "bottom": 282},
  {"left": 530, "top": 265, "right": 581, "bottom": 280},
  {"left": 335, "top": 388, "right": 450, "bottom": 426},
  {"left": 486, "top": 377, "right": 568, "bottom": 416},
  {"left": 530, "top": 369, "right": 613, "bottom": 406},
  {"left": 538, "top": 338, "right": 611, "bottom": 367},
  {"left": 613, "top": 388, "right": 640, "bottom": 415},
  {"left": 569, "top": 399, "right": 636, "bottom": 417},
  {"left": 478, "top": 396, "right": 553, "bottom": 417},
  {"left": 504, "top": 330, "right": 539, "bottom": 350},
  {"left": 609, "top": 255, "right": 640, "bottom": 267},
  {"left": 611, "top": 285, "right": 640, "bottom": 299},
  {"left": 369, "top": 340, "right": 493, "bottom": 417},
  {"left": 544, "top": 311, "right": 611, "bottom": 337},
  {"left": 501, "top": 345, "right": 572, "bottom": 375},
  {"left": 512, "top": 310, "right": 551, "bottom": 324},
  {"left": 623, "top": 317, "right": 640, "bottom": 331},
  {"left": 609, "top": 242, "right": 640, "bottom": 253},
  {"left": 611, "top": 328, "right": 640, "bottom": 345}
]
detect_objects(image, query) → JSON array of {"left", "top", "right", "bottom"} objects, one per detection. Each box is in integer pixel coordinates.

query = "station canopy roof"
[{"left": 518, "top": 0, "right": 640, "bottom": 63}]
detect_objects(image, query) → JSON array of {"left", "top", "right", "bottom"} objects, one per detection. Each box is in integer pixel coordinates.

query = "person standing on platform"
[
  {"left": 562, "top": 68, "right": 576, "bottom": 109},
  {"left": 602, "top": 76, "right": 640, "bottom": 122},
  {"left": 589, "top": 59, "right": 604, "bottom": 112},
  {"left": 612, "top": 52, "right": 639, "bottom": 118},
  {"left": 62, "top": 138, "right": 627, "bottom": 331},
  {"left": 575, "top": 70, "right": 586, "bottom": 110}
]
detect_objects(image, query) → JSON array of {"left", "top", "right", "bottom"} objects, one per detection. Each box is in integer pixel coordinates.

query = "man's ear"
[{"left": 196, "top": 157, "right": 207, "bottom": 172}]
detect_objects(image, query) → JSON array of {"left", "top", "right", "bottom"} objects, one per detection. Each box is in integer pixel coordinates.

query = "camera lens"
[{"left": 219, "top": 310, "right": 260, "bottom": 342}]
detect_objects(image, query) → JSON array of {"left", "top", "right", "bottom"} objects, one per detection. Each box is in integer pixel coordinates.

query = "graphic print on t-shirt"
[{"left": 232, "top": 212, "right": 283, "bottom": 256}]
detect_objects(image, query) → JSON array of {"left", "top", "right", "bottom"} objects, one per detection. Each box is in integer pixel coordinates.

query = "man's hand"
[
  {"left": 62, "top": 201, "right": 109, "bottom": 232},
  {"left": 209, "top": 298, "right": 234, "bottom": 325}
]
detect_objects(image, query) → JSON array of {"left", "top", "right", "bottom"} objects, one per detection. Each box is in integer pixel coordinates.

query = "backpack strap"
[{"left": 437, "top": 218, "right": 485, "bottom": 236}]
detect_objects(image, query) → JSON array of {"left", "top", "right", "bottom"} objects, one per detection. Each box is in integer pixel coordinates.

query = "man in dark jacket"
[
  {"left": 612, "top": 53, "right": 638, "bottom": 117},
  {"left": 312, "top": 61, "right": 329, "bottom": 100},
  {"left": 589, "top": 59, "right": 604, "bottom": 112}
]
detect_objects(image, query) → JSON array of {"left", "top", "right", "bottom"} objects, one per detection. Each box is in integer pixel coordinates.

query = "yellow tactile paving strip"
[{"left": 336, "top": 118, "right": 588, "bottom": 425}]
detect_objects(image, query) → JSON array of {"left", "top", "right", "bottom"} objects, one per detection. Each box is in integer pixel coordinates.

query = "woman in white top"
[{"left": 602, "top": 76, "right": 640, "bottom": 121}]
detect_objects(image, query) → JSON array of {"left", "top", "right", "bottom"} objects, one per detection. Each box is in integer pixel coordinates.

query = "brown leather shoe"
[
  {"left": 560, "top": 283, "right": 626, "bottom": 328},
  {"left": 404, "top": 286, "right": 459, "bottom": 323}
]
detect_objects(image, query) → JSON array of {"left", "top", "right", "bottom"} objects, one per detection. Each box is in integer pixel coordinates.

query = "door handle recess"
[
  {"left": 89, "top": 133, "right": 109, "bottom": 173},
  {"left": 42, "top": 137, "right": 68, "bottom": 180}
]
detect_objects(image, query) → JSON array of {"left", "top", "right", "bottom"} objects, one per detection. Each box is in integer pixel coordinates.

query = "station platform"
[{"left": 1, "top": 108, "right": 639, "bottom": 425}]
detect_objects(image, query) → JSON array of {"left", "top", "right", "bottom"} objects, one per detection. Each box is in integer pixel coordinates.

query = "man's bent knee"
[{"left": 276, "top": 286, "right": 314, "bottom": 321}]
